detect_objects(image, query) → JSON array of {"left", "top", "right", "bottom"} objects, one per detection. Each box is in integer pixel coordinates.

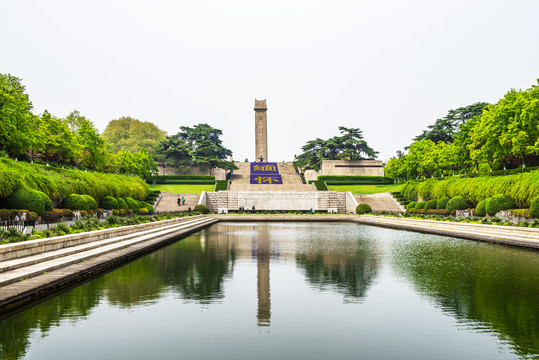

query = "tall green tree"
[
  {"left": 414, "top": 102, "right": 490, "bottom": 144},
  {"left": 112, "top": 149, "right": 158, "bottom": 178},
  {"left": 294, "top": 127, "right": 378, "bottom": 171},
  {"left": 37, "top": 110, "right": 75, "bottom": 163},
  {"left": 102, "top": 116, "right": 166, "bottom": 156},
  {"left": 68, "top": 111, "right": 107, "bottom": 169},
  {"left": 0, "top": 74, "right": 36, "bottom": 157},
  {"left": 158, "top": 123, "right": 236, "bottom": 171}
]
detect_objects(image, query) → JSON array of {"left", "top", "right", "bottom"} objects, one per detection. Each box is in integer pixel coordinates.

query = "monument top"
[{"left": 254, "top": 99, "right": 267, "bottom": 111}]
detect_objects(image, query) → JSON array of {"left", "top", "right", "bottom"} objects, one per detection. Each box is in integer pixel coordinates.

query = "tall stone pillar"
[{"left": 254, "top": 99, "right": 268, "bottom": 162}]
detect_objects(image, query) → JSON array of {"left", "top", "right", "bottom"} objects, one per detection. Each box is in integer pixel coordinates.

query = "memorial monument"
[{"left": 254, "top": 99, "right": 268, "bottom": 162}]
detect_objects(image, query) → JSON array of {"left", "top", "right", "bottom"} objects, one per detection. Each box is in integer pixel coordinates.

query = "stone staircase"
[
  {"left": 229, "top": 161, "right": 312, "bottom": 191},
  {"left": 0, "top": 216, "right": 216, "bottom": 288},
  {"left": 154, "top": 192, "right": 200, "bottom": 213},
  {"left": 354, "top": 193, "right": 403, "bottom": 213}
]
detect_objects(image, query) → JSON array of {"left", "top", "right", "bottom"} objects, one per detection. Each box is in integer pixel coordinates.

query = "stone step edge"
[
  {"left": 0, "top": 218, "right": 206, "bottom": 273},
  {"left": 0, "top": 215, "right": 206, "bottom": 261},
  {"left": 0, "top": 218, "right": 215, "bottom": 287}
]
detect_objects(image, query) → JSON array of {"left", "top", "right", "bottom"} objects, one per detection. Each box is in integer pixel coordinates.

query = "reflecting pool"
[{"left": 0, "top": 222, "right": 538, "bottom": 359}]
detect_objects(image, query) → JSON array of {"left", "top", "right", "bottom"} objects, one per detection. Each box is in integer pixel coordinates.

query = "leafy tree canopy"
[
  {"left": 294, "top": 126, "right": 378, "bottom": 171},
  {"left": 0, "top": 74, "right": 36, "bottom": 156},
  {"left": 102, "top": 116, "right": 166, "bottom": 156},
  {"left": 414, "top": 102, "right": 490, "bottom": 144},
  {"left": 158, "top": 123, "right": 236, "bottom": 171}
]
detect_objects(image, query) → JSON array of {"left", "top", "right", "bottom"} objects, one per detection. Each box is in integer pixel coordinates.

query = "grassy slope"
[
  {"left": 328, "top": 184, "right": 404, "bottom": 194},
  {"left": 149, "top": 184, "right": 215, "bottom": 194}
]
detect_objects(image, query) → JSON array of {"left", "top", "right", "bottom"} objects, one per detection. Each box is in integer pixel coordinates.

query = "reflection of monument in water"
[{"left": 255, "top": 230, "right": 271, "bottom": 326}]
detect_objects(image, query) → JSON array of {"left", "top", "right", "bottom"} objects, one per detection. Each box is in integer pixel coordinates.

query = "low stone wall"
[{"left": 204, "top": 191, "right": 348, "bottom": 213}]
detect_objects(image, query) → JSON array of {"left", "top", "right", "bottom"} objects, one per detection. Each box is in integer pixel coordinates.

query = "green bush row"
[
  {"left": 0, "top": 157, "right": 149, "bottom": 202},
  {"left": 318, "top": 175, "right": 394, "bottom": 182},
  {"left": 151, "top": 180, "right": 216, "bottom": 185},
  {"left": 401, "top": 171, "right": 539, "bottom": 207},
  {"left": 146, "top": 175, "right": 215, "bottom": 182}
]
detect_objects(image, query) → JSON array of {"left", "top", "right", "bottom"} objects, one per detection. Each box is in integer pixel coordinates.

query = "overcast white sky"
[{"left": 2, "top": 0, "right": 539, "bottom": 162}]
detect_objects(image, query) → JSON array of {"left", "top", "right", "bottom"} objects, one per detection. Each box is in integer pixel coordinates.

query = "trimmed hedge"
[
  {"left": 147, "top": 175, "right": 215, "bottom": 182},
  {"left": 530, "top": 196, "right": 539, "bottom": 218},
  {"left": 402, "top": 171, "right": 539, "bottom": 208},
  {"left": 436, "top": 197, "right": 450, "bottom": 210},
  {"left": 356, "top": 203, "right": 372, "bottom": 214},
  {"left": 486, "top": 194, "right": 514, "bottom": 216},
  {"left": 406, "top": 202, "right": 417, "bottom": 211},
  {"left": 194, "top": 204, "right": 210, "bottom": 214},
  {"left": 37, "top": 191, "right": 53, "bottom": 212},
  {"left": 124, "top": 197, "right": 140, "bottom": 213},
  {"left": 141, "top": 201, "right": 154, "bottom": 214},
  {"left": 0, "top": 157, "right": 149, "bottom": 203},
  {"left": 476, "top": 199, "right": 487, "bottom": 217},
  {"left": 415, "top": 201, "right": 427, "bottom": 210},
  {"left": 81, "top": 195, "right": 98, "bottom": 211},
  {"left": 62, "top": 194, "right": 89, "bottom": 211},
  {"left": 100, "top": 196, "right": 119, "bottom": 210},
  {"left": 318, "top": 175, "right": 393, "bottom": 182},
  {"left": 446, "top": 196, "right": 468, "bottom": 212},
  {"left": 116, "top": 197, "right": 128, "bottom": 210},
  {"left": 6, "top": 187, "right": 46, "bottom": 216},
  {"left": 424, "top": 199, "right": 437, "bottom": 210}
]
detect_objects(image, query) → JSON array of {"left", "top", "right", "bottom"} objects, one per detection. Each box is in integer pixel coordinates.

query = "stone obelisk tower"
[{"left": 254, "top": 99, "right": 268, "bottom": 162}]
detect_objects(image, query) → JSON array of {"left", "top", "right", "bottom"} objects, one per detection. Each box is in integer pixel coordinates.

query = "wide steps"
[
  {"left": 155, "top": 193, "right": 200, "bottom": 212},
  {"left": 0, "top": 217, "right": 214, "bottom": 287}
]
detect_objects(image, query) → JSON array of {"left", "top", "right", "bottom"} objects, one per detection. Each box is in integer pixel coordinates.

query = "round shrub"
[
  {"left": 6, "top": 187, "right": 46, "bottom": 216},
  {"left": 415, "top": 201, "right": 427, "bottom": 210},
  {"left": 116, "top": 197, "right": 128, "bottom": 210},
  {"left": 356, "top": 203, "right": 372, "bottom": 214},
  {"left": 194, "top": 204, "right": 210, "bottom": 214},
  {"left": 436, "top": 197, "right": 450, "bottom": 210},
  {"left": 81, "top": 195, "right": 98, "bottom": 212},
  {"left": 406, "top": 202, "right": 417, "bottom": 212},
  {"left": 139, "top": 207, "right": 149, "bottom": 215},
  {"left": 141, "top": 201, "right": 154, "bottom": 214},
  {"left": 486, "top": 194, "right": 515, "bottom": 216},
  {"left": 37, "top": 191, "right": 53, "bottom": 212},
  {"left": 425, "top": 199, "right": 437, "bottom": 211},
  {"left": 475, "top": 199, "right": 488, "bottom": 217},
  {"left": 100, "top": 196, "right": 119, "bottom": 210},
  {"left": 530, "top": 196, "right": 539, "bottom": 218},
  {"left": 124, "top": 197, "right": 140, "bottom": 213},
  {"left": 62, "top": 194, "right": 89, "bottom": 211},
  {"left": 446, "top": 196, "right": 468, "bottom": 212}
]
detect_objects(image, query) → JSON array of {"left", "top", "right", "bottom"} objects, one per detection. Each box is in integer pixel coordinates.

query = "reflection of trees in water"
[
  {"left": 104, "top": 233, "right": 235, "bottom": 305},
  {"left": 296, "top": 238, "right": 381, "bottom": 302},
  {"left": 392, "top": 238, "right": 539, "bottom": 358},
  {"left": 0, "top": 281, "right": 103, "bottom": 360},
  {"left": 0, "top": 231, "right": 235, "bottom": 359}
]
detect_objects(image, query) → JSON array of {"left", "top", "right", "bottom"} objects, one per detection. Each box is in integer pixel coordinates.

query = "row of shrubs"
[
  {"left": 405, "top": 194, "right": 539, "bottom": 218},
  {"left": 0, "top": 157, "right": 149, "bottom": 202},
  {"left": 146, "top": 175, "right": 215, "bottom": 184},
  {"left": 0, "top": 187, "right": 155, "bottom": 219},
  {"left": 317, "top": 175, "right": 394, "bottom": 182},
  {"left": 408, "top": 166, "right": 539, "bottom": 183},
  {"left": 401, "top": 171, "right": 539, "bottom": 208}
]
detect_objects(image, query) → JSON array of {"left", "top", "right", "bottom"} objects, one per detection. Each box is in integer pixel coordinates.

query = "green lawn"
[
  {"left": 149, "top": 184, "right": 215, "bottom": 194},
  {"left": 328, "top": 184, "right": 404, "bottom": 194}
]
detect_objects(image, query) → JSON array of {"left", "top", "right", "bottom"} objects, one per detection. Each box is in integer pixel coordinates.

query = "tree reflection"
[
  {"left": 392, "top": 238, "right": 539, "bottom": 358},
  {"left": 296, "top": 235, "right": 381, "bottom": 302},
  {"left": 0, "top": 231, "right": 235, "bottom": 359},
  {"left": 0, "top": 281, "right": 103, "bottom": 360}
]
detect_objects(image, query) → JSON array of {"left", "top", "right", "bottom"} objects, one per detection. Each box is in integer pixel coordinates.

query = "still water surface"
[{"left": 0, "top": 222, "right": 538, "bottom": 359}]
